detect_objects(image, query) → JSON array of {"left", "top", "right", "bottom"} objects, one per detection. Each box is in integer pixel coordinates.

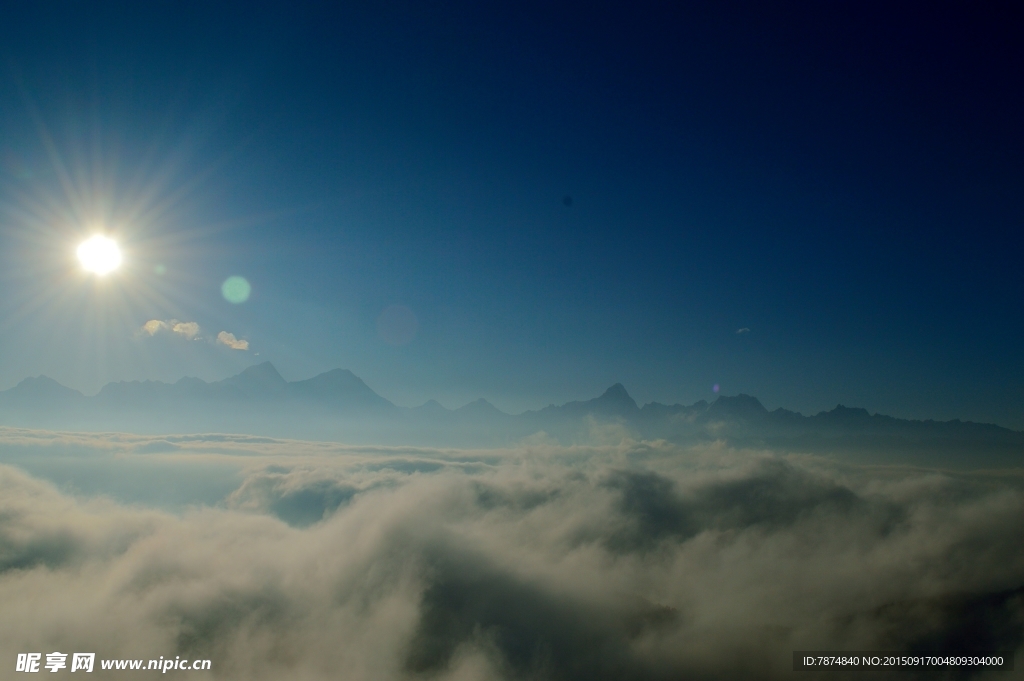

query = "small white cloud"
[
  {"left": 140, "top": 319, "right": 201, "bottom": 339},
  {"left": 736, "top": 328, "right": 751, "bottom": 335},
  {"left": 172, "top": 321, "right": 200, "bottom": 339},
  {"left": 141, "top": 320, "right": 168, "bottom": 336},
  {"left": 217, "top": 331, "right": 249, "bottom": 351}
]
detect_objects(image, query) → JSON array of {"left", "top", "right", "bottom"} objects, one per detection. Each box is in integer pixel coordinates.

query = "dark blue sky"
[{"left": 1, "top": 1, "right": 1021, "bottom": 426}]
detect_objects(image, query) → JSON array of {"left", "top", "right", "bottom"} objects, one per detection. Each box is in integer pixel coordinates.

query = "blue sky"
[{"left": 0, "top": 1, "right": 1021, "bottom": 426}]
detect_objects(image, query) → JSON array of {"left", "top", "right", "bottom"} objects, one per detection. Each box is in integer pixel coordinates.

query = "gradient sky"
[{"left": 0, "top": 2, "right": 1021, "bottom": 426}]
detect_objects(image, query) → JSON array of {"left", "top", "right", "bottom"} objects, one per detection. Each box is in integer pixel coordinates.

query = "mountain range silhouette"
[{"left": 1, "top": 362, "right": 1021, "bottom": 467}]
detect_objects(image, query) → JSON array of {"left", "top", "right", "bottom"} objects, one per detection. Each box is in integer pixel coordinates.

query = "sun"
[{"left": 77, "top": 235, "right": 123, "bottom": 275}]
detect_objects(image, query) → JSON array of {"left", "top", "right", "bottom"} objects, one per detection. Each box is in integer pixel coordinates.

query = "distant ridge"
[
  {"left": 1, "top": 363, "right": 1018, "bottom": 431},
  {"left": 4, "top": 376, "right": 85, "bottom": 404},
  {"left": 0, "top": 364, "right": 1021, "bottom": 465}
]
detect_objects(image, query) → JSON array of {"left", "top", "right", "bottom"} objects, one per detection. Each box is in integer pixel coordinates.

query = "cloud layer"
[{"left": 0, "top": 431, "right": 1022, "bottom": 680}]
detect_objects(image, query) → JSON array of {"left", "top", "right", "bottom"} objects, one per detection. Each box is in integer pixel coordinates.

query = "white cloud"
[
  {"left": 217, "top": 331, "right": 249, "bottom": 350},
  {"left": 171, "top": 321, "right": 200, "bottom": 339},
  {"left": 141, "top": 319, "right": 169, "bottom": 336},
  {"left": 736, "top": 327, "right": 750, "bottom": 335},
  {"left": 1, "top": 433, "right": 1022, "bottom": 680},
  {"left": 140, "top": 319, "right": 201, "bottom": 339}
]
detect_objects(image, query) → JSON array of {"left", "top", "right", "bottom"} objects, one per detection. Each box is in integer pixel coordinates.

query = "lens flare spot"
[
  {"left": 77, "top": 235, "right": 122, "bottom": 275},
  {"left": 221, "top": 276, "right": 251, "bottom": 304},
  {"left": 712, "top": 384, "right": 720, "bottom": 393}
]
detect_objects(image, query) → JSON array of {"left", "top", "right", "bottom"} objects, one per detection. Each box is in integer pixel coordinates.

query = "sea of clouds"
[{"left": 1, "top": 427, "right": 1022, "bottom": 680}]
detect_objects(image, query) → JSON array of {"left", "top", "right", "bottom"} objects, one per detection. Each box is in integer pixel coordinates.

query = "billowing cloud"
[
  {"left": 140, "top": 319, "right": 201, "bottom": 339},
  {"left": 736, "top": 327, "right": 750, "bottom": 335},
  {"left": 0, "top": 431, "right": 1022, "bottom": 680},
  {"left": 217, "top": 331, "right": 249, "bottom": 350}
]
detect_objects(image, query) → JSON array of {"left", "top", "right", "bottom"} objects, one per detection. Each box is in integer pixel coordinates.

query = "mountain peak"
[
  {"left": 287, "top": 368, "right": 395, "bottom": 410},
  {"left": 18, "top": 375, "right": 62, "bottom": 387},
  {"left": 9, "top": 375, "right": 84, "bottom": 400},
  {"left": 812, "top": 404, "right": 873, "bottom": 423},
  {"left": 595, "top": 383, "right": 639, "bottom": 410},
  {"left": 245, "top": 361, "right": 285, "bottom": 379},
  {"left": 305, "top": 368, "right": 362, "bottom": 386},
  {"left": 456, "top": 398, "right": 507, "bottom": 417},
  {"left": 707, "top": 393, "right": 767, "bottom": 419},
  {"left": 289, "top": 368, "right": 371, "bottom": 394},
  {"left": 218, "top": 362, "right": 287, "bottom": 392}
]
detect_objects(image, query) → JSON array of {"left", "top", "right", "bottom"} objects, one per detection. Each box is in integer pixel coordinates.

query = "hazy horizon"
[{"left": 5, "top": 361, "right": 1024, "bottom": 432}]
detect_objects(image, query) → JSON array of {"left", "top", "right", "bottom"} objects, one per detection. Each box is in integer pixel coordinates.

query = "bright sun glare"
[{"left": 77, "top": 235, "right": 123, "bottom": 275}]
